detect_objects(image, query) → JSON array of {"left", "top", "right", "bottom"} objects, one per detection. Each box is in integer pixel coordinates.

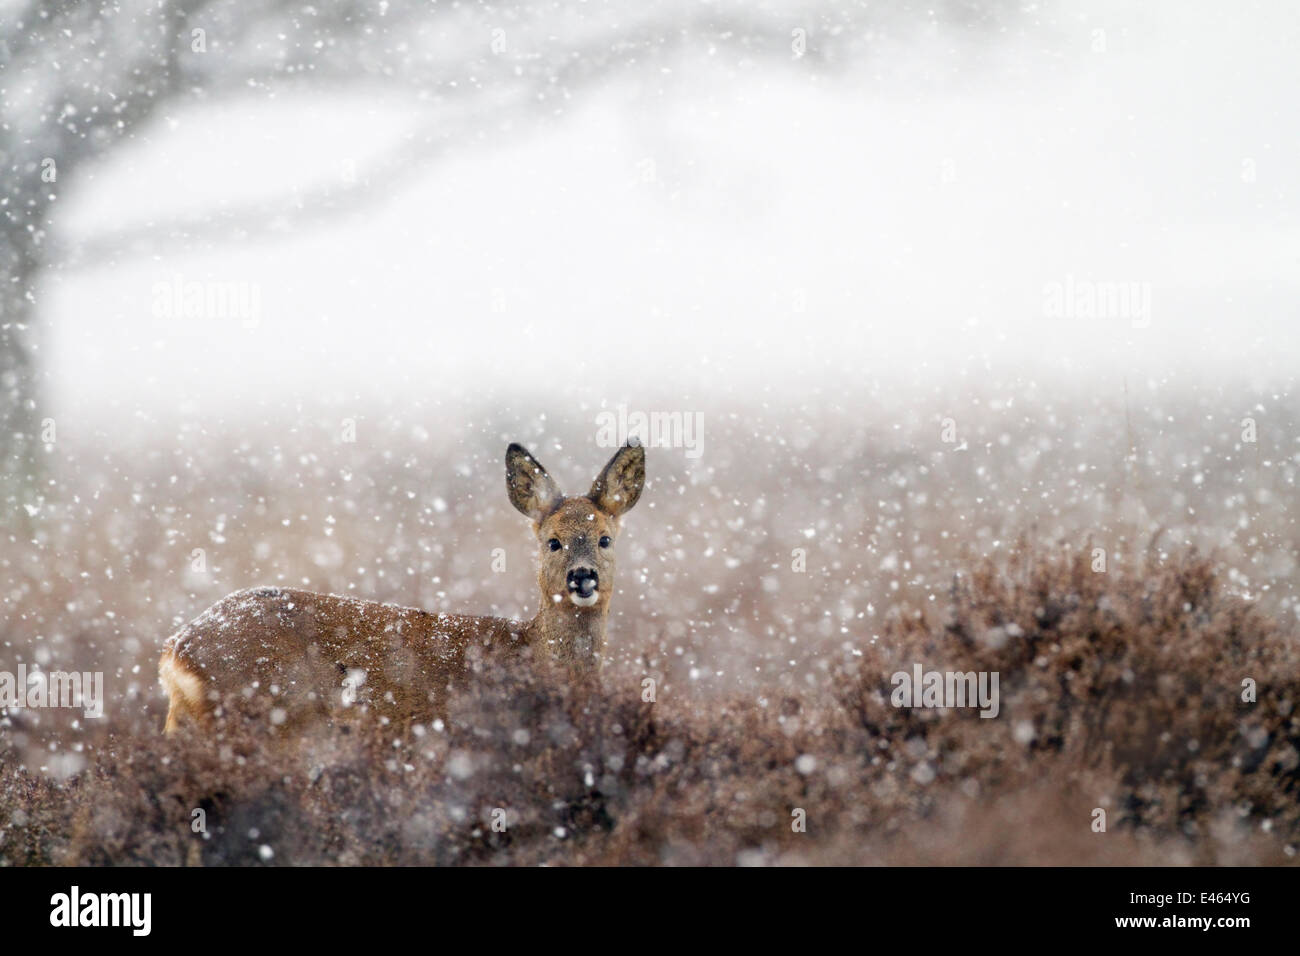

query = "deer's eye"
[
  {"left": 599, "top": 535, "right": 612, "bottom": 549},
  {"left": 547, "top": 538, "right": 562, "bottom": 551}
]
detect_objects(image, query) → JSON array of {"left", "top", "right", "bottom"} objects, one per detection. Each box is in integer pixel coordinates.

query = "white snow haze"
[{"left": 42, "top": 0, "right": 1299, "bottom": 420}]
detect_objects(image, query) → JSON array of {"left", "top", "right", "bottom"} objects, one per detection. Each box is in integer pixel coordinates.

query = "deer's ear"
[
  {"left": 590, "top": 439, "right": 645, "bottom": 517},
  {"left": 506, "top": 443, "right": 562, "bottom": 521}
]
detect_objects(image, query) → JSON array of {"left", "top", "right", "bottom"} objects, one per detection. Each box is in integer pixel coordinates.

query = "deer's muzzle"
[{"left": 566, "top": 567, "right": 600, "bottom": 606}]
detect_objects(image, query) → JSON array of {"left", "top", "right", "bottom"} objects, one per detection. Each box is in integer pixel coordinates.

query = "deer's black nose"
[{"left": 567, "top": 567, "right": 599, "bottom": 595}]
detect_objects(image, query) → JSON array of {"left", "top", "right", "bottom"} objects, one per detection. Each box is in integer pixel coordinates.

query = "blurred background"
[{"left": 1, "top": 0, "right": 1297, "bottom": 730}]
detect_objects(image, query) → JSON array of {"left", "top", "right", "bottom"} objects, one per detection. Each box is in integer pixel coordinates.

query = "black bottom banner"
[{"left": 0, "top": 865, "right": 1282, "bottom": 943}]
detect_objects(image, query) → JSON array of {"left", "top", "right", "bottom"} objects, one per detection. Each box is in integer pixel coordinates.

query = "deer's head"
[{"left": 506, "top": 440, "right": 645, "bottom": 616}]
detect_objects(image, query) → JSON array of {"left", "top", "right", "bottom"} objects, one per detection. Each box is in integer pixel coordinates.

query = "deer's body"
[
  {"left": 159, "top": 442, "right": 645, "bottom": 734},
  {"left": 159, "top": 587, "right": 527, "bottom": 732}
]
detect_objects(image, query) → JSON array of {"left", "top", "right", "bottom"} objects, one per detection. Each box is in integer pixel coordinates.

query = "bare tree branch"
[
  {"left": 0, "top": 0, "right": 1018, "bottom": 496},
  {"left": 57, "top": 11, "right": 839, "bottom": 268}
]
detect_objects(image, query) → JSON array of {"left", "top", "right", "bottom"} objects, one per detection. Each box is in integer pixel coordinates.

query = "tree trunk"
[{"left": 0, "top": 232, "right": 43, "bottom": 520}]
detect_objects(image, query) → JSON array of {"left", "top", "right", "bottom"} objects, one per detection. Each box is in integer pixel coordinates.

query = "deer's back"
[{"left": 164, "top": 586, "right": 528, "bottom": 727}]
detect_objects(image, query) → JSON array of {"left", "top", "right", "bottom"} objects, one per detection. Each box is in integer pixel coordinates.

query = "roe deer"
[{"left": 158, "top": 440, "right": 645, "bottom": 733}]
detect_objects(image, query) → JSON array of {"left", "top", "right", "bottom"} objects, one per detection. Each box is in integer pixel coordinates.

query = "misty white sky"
[{"left": 41, "top": 0, "right": 1300, "bottom": 420}]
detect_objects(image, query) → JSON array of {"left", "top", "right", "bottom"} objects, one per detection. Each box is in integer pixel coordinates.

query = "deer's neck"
[{"left": 527, "top": 597, "right": 608, "bottom": 671}]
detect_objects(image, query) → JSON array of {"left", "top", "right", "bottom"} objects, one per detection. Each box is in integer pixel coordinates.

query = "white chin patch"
[{"left": 568, "top": 591, "right": 600, "bottom": 607}]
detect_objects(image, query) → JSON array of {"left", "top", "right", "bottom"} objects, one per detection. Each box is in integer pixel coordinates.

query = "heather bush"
[
  {"left": 3, "top": 546, "right": 1295, "bottom": 865},
  {"left": 842, "top": 546, "right": 1300, "bottom": 855}
]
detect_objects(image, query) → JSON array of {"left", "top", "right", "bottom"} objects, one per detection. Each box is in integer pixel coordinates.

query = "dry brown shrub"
[{"left": 2, "top": 546, "right": 1296, "bottom": 866}]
